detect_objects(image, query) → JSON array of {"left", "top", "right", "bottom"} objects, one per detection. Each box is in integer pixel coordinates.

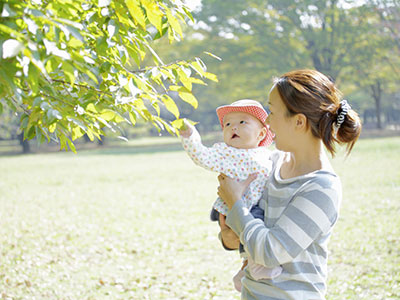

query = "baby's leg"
[
  {"left": 233, "top": 259, "right": 248, "bottom": 292},
  {"left": 210, "top": 207, "right": 220, "bottom": 222},
  {"left": 250, "top": 204, "right": 264, "bottom": 220}
]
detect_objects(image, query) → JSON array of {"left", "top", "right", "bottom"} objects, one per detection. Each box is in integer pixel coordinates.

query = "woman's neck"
[{"left": 281, "top": 139, "right": 331, "bottom": 179}]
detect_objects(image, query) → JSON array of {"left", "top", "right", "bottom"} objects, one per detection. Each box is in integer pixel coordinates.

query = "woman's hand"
[{"left": 217, "top": 173, "right": 258, "bottom": 210}]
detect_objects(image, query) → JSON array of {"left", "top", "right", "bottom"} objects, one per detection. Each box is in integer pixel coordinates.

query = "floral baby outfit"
[{"left": 181, "top": 127, "right": 273, "bottom": 216}]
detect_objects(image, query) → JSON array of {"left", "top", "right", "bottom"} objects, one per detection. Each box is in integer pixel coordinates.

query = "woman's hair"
[{"left": 273, "top": 69, "right": 362, "bottom": 156}]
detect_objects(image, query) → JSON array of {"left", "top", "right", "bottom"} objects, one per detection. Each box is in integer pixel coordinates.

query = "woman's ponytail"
[{"left": 335, "top": 104, "right": 362, "bottom": 155}]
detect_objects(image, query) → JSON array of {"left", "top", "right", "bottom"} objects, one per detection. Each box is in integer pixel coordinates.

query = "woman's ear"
[{"left": 294, "top": 113, "right": 307, "bottom": 131}]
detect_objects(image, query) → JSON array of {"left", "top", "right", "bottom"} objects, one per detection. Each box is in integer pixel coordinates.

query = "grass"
[{"left": 0, "top": 137, "right": 399, "bottom": 299}]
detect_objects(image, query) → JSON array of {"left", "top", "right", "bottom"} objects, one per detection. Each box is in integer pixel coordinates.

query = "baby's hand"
[{"left": 179, "top": 119, "right": 193, "bottom": 138}]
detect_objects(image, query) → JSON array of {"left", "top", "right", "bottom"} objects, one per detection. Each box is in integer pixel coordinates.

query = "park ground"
[{"left": 0, "top": 136, "right": 399, "bottom": 299}]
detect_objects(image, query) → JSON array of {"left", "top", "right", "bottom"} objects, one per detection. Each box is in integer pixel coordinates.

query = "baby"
[{"left": 179, "top": 99, "right": 282, "bottom": 292}]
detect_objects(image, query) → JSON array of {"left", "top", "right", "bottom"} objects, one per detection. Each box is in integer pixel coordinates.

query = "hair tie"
[{"left": 335, "top": 100, "right": 351, "bottom": 130}]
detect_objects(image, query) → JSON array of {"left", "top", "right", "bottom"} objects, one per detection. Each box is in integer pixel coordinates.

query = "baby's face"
[{"left": 222, "top": 112, "right": 266, "bottom": 149}]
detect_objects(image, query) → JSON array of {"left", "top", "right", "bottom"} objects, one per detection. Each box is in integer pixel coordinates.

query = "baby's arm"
[{"left": 180, "top": 122, "right": 239, "bottom": 177}]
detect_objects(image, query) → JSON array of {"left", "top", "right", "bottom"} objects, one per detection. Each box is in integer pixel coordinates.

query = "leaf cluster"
[{"left": 0, "top": 0, "right": 216, "bottom": 152}]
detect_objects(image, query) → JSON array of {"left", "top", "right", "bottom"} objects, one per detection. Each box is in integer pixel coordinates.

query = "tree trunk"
[
  {"left": 18, "top": 132, "right": 30, "bottom": 154},
  {"left": 370, "top": 81, "right": 383, "bottom": 129}
]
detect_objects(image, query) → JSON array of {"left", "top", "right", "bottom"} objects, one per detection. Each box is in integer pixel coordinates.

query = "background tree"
[
  {"left": 0, "top": 0, "right": 216, "bottom": 153},
  {"left": 160, "top": 0, "right": 400, "bottom": 131},
  {"left": 343, "top": 1, "right": 400, "bottom": 129}
]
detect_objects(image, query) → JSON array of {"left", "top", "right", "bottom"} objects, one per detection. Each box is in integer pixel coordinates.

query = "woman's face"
[{"left": 266, "top": 86, "right": 296, "bottom": 151}]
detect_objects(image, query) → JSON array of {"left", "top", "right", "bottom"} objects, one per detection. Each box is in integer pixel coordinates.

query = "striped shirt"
[{"left": 226, "top": 151, "right": 342, "bottom": 300}]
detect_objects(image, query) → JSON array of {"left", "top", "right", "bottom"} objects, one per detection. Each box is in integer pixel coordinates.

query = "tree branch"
[
  {"left": 128, "top": 59, "right": 191, "bottom": 73},
  {"left": 10, "top": 97, "right": 31, "bottom": 115},
  {"left": 50, "top": 79, "right": 113, "bottom": 96}
]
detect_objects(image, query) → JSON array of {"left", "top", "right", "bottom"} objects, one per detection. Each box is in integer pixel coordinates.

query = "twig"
[
  {"left": 50, "top": 79, "right": 113, "bottom": 96},
  {"left": 40, "top": 92, "right": 75, "bottom": 108},
  {"left": 128, "top": 59, "right": 191, "bottom": 74},
  {"left": 10, "top": 97, "right": 31, "bottom": 115}
]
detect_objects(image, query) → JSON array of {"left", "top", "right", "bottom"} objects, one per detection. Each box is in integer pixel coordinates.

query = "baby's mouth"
[{"left": 231, "top": 133, "right": 239, "bottom": 139}]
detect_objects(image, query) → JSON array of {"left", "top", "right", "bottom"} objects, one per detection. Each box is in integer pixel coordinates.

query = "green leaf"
[
  {"left": 203, "top": 51, "right": 222, "bottom": 61},
  {"left": 86, "top": 103, "right": 98, "bottom": 113},
  {"left": 84, "top": 68, "right": 98, "bottom": 84},
  {"left": 66, "top": 138, "right": 77, "bottom": 154},
  {"left": 153, "top": 24, "right": 168, "bottom": 40},
  {"left": 190, "top": 77, "right": 206, "bottom": 85},
  {"left": 164, "top": 7, "right": 183, "bottom": 37},
  {"left": 190, "top": 61, "right": 206, "bottom": 77},
  {"left": 143, "top": 1, "right": 163, "bottom": 34},
  {"left": 203, "top": 72, "right": 218, "bottom": 82},
  {"left": 86, "top": 129, "right": 95, "bottom": 141},
  {"left": 162, "top": 95, "right": 179, "bottom": 118},
  {"left": 49, "top": 123, "right": 57, "bottom": 133},
  {"left": 177, "top": 68, "right": 192, "bottom": 91},
  {"left": 62, "top": 62, "right": 75, "bottom": 85},
  {"left": 59, "top": 135, "right": 67, "bottom": 150},
  {"left": 178, "top": 89, "right": 198, "bottom": 109},
  {"left": 0, "top": 102, "right": 3, "bottom": 115},
  {"left": 68, "top": 37, "right": 84, "bottom": 48},
  {"left": 28, "top": 63, "right": 39, "bottom": 94},
  {"left": 129, "top": 111, "right": 137, "bottom": 125},
  {"left": 0, "top": 24, "right": 25, "bottom": 40},
  {"left": 182, "top": 6, "right": 194, "bottom": 23},
  {"left": 125, "top": 0, "right": 146, "bottom": 29},
  {"left": 45, "top": 57, "right": 60, "bottom": 74},
  {"left": 99, "top": 109, "right": 116, "bottom": 121},
  {"left": 72, "top": 126, "right": 84, "bottom": 141},
  {"left": 171, "top": 118, "right": 184, "bottom": 130}
]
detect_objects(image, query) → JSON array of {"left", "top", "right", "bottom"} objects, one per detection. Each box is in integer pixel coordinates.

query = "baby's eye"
[
  {"left": 240, "top": 120, "right": 246, "bottom": 124},
  {"left": 225, "top": 122, "right": 230, "bottom": 126}
]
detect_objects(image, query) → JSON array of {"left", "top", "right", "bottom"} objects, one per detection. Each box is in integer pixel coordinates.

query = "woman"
[{"left": 217, "top": 69, "right": 362, "bottom": 299}]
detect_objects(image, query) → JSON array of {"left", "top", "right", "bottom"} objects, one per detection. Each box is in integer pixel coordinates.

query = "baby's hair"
[{"left": 273, "top": 69, "right": 362, "bottom": 156}]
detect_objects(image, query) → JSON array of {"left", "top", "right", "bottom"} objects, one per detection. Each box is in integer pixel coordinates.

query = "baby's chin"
[{"left": 225, "top": 139, "right": 258, "bottom": 149}]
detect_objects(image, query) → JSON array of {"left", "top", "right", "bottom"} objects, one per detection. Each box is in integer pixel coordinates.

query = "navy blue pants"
[{"left": 211, "top": 205, "right": 264, "bottom": 253}]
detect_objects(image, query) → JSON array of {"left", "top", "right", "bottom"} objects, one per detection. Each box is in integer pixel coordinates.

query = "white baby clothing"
[{"left": 181, "top": 127, "right": 273, "bottom": 216}]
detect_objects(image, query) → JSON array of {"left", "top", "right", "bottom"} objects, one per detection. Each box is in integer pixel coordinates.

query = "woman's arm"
[{"left": 222, "top": 176, "right": 341, "bottom": 268}]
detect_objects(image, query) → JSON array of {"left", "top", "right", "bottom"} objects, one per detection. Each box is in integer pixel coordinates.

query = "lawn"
[{"left": 0, "top": 136, "right": 399, "bottom": 299}]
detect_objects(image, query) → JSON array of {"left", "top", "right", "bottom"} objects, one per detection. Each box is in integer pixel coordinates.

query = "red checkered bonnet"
[{"left": 216, "top": 99, "right": 274, "bottom": 147}]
